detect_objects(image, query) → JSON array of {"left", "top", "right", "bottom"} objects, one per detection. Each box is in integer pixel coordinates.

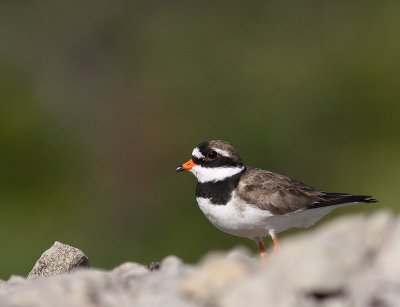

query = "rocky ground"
[{"left": 0, "top": 211, "right": 399, "bottom": 307}]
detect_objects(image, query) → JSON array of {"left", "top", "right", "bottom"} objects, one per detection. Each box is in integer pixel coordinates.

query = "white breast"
[
  {"left": 196, "top": 192, "right": 274, "bottom": 238},
  {"left": 196, "top": 193, "right": 355, "bottom": 239}
]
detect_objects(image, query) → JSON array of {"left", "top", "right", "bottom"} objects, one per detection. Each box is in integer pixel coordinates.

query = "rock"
[
  {"left": 220, "top": 211, "right": 397, "bottom": 307},
  {"left": 181, "top": 248, "right": 255, "bottom": 303},
  {"left": 1, "top": 211, "right": 400, "bottom": 307},
  {"left": 7, "top": 275, "right": 26, "bottom": 285},
  {"left": 111, "top": 262, "right": 149, "bottom": 282},
  {"left": 147, "top": 261, "right": 161, "bottom": 271},
  {"left": 27, "top": 241, "right": 89, "bottom": 279}
]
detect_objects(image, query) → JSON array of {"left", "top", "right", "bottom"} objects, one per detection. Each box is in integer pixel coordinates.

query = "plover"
[{"left": 176, "top": 140, "right": 377, "bottom": 257}]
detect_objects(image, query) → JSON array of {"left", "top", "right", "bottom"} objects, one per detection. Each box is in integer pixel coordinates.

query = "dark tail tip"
[
  {"left": 363, "top": 196, "right": 378, "bottom": 203},
  {"left": 348, "top": 195, "right": 378, "bottom": 204},
  {"left": 323, "top": 193, "right": 378, "bottom": 205},
  {"left": 311, "top": 193, "right": 378, "bottom": 209}
]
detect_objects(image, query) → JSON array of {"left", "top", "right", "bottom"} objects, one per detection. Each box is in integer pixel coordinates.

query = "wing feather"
[{"left": 237, "top": 168, "right": 376, "bottom": 215}]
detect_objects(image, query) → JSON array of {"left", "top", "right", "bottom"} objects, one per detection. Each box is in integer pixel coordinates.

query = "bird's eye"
[{"left": 207, "top": 150, "right": 218, "bottom": 160}]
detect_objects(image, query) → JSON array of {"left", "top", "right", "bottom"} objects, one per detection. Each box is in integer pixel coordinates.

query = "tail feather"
[{"left": 310, "top": 192, "right": 378, "bottom": 209}]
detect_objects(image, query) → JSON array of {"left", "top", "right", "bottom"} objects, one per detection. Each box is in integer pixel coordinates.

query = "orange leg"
[
  {"left": 254, "top": 237, "right": 267, "bottom": 259},
  {"left": 270, "top": 232, "right": 280, "bottom": 254}
]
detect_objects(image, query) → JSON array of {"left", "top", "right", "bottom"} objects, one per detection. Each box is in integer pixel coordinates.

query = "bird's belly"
[
  {"left": 196, "top": 197, "right": 353, "bottom": 238},
  {"left": 266, "top": 202, "right": 355, "bottom": 232},
  {"left": 196, "top": 196, "right": 274, "bottom": 238}
]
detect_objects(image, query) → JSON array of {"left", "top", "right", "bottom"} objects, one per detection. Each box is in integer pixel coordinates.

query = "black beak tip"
[{"left": 176, "top": 166, "right": 185, "bottom": 172}]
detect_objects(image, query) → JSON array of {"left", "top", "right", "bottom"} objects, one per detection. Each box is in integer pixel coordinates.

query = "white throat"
[{"left": 190, "top": 165, "right": 245, "bottom": 183}]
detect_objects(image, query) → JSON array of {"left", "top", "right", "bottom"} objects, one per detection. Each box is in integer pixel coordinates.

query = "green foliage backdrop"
[{"left": 0, "top": 1, "right": 399, "bottom": 279}]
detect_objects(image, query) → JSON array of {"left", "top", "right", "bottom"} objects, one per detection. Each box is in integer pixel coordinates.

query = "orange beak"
[{"left": 176, "top": 159, "right": 197, "bottom": 172}]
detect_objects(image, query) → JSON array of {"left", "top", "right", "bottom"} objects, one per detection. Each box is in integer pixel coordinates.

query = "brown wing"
[
  {"left": 237, "top": 168, "right": 330, "bottom": 215},
  {"left": 237, "top": 168, "right": 377, "bottom": 215}
]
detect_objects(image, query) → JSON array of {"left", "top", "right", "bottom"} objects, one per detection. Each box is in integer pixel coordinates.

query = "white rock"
[{"left": 1, "top": 211, "right": 399, "bottom": 307}]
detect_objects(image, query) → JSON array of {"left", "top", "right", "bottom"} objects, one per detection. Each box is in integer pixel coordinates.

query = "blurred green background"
[{"left": 1, "top": 1, "right": 399, "bottom": 279}]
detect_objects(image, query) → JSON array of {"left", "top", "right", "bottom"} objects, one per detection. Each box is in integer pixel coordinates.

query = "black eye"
[{"left": 207, "top": 150, "right": 218, "bottom": 160}]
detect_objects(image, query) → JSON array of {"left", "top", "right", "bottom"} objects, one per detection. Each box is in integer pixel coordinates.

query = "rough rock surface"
[
  {"left": 1, "top": 211, "right": 399, "bottom": 307},
  {"left": 27, "top": 241, "right": 89, "bottom": 279}
]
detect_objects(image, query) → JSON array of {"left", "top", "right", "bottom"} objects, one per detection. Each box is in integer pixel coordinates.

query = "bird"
[{"left": 176, "top": 140, "right": 377, "bottom": 258}]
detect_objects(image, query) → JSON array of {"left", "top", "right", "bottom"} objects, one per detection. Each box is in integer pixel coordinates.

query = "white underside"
[{"left": 196, "top": 192, "right": 355, "bottom": 239}]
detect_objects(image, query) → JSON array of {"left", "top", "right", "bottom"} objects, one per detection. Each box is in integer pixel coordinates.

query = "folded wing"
[{"left": 237, "top": 168, "right": 377, "bottom": 215}]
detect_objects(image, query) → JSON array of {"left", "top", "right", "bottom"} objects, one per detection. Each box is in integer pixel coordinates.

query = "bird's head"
[{"left": 176, "top": 140, "right": 245, "bottom": 183}]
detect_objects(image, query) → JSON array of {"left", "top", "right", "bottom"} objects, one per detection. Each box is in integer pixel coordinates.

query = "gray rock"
[
  {"left": 7, "top": 275, "right": 26, "bottom": 284},
  {"left": 1, "top": 211, "right": 400, "bottom": 307},
  {"left": 27, "top": 241, "right": 89, "bottom": 279},
  {"left": 111, "top": 262, "right": 149, "bottom": 279},
  {"left": 148, "top": 261, "right": 161, "bottom": 271},
  {"left": 220, "top": 211, "right": 398, "bottom": 307}
]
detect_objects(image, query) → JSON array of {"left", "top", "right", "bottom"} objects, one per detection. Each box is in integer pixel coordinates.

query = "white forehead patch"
[
  {"left": 214, "top": 148, "right": 231, "bottom": 158},
  {"left": 192, "top": 147, "right": 205, "bottom": 159}
]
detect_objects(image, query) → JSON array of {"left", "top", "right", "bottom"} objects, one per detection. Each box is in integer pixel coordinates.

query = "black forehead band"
[
  {"left": 197, "top": 142, "right": 209, "bottom": 155},
  {"left": 192, "top": 155, "right": 240, "bottom": 168}
]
